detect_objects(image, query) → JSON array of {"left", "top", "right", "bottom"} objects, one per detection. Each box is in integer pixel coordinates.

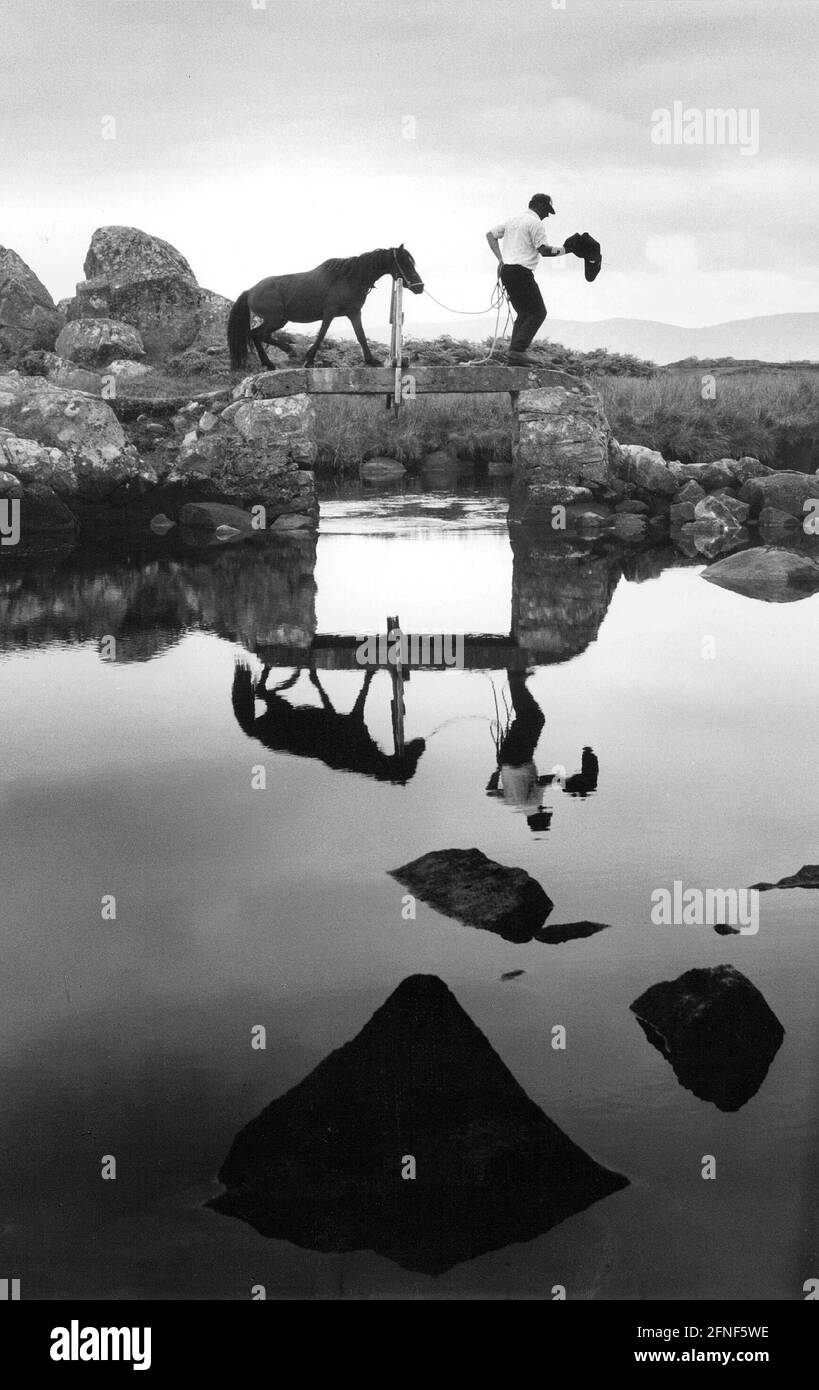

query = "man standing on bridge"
[{"left": 486, "top": 193, "right": 567, "bottom": 366}]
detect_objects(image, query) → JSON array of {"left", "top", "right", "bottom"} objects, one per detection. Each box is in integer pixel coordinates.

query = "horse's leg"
[
  {"left": 351, "top": 669, "right": 375, "bottom": 721},
  {"left": 302, "top": 316, "right": 334, "bottom": 367},
  {"left": 349, "top": 309, "right": 381, "bottom": 366},
  {"left": 251, "top": 312, "right": 289, "bottom": 370},
  {"left": 308, "top": 669, "right": 335, "bottom": 712}
]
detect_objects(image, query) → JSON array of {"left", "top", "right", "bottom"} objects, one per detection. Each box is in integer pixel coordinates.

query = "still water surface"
[{"left": 1, "top": 491, "right": 817, "bottom": 1298}]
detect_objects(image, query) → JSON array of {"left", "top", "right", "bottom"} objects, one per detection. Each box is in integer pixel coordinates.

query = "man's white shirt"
[{"left": 490, "top": 210, "right": 549, "bottom": 270}]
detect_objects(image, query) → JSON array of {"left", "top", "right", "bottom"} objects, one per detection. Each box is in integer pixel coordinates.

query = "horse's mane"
[{"left": 319, "top": 248, "right": 390, "bottom": 287}]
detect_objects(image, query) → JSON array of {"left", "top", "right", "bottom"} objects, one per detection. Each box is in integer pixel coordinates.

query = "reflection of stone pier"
[{"left": 510, "top": 527, "right": 622, "bottom": 664}]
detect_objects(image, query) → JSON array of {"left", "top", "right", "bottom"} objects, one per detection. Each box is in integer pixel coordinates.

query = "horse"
[{"left": 227, "top": 245, "right": 424, "bottom": 370}]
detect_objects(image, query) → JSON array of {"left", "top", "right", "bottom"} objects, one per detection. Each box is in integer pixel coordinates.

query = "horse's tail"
[
  {"left": 231, "top": 659, "right": 257, "bottom": 734},
  {"left": 227, "top": 289, "right": 251, "bottom": 369}
]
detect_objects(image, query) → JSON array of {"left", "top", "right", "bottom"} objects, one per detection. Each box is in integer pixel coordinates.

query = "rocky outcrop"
[
  {"left": 0, "top": 246, "right": 64, "bottom": 356},
  {"left": 389, "top": 848, "right": 553, "bottom": 942},
  {"left": 208, "top": 974, "right": 628, "bottom": 1273},
  {"left": 511, "top": 376, "right": 612, "bottom": 517},
  {"left": 631, "top": 965, "right": 784, "bottom": 1111},
  {"left": 55, "top": 317, "right": 145, "bottom": 367},
  {"left": 166, "top": 385, "right": 318, "bottom": 520},
  {"left": 64, "top": 227, "right": 203, "bottom": 360},
  {"left": 0, "top": 372, "right": 154, "bottom": 502},
  {"left": 702, "top": 546, "right": 819, "bottom": 602}
]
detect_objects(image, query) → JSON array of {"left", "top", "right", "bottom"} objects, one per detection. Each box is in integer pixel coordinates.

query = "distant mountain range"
[{"left": 357, "top": 311, "right": 819, "bottom": 365}]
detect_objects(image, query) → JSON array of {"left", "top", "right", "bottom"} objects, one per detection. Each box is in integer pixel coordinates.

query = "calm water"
[{"left": 1, "top": 491, "right": 817, "bottom": 1299}]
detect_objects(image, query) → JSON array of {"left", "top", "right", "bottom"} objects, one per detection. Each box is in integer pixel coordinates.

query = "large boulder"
[
  {"left": 631, "top": 965, "right": 784, "bottom": 1111},
  {"left": 702, "top": 546, "right": 819, "bottom": 603},
  {"left": 390, "top": 847, "right": 553, "bottom": 943},
  {"left": 512, "top": 376, "right": 612, "bottom": 516},
  {"left": 208, "top": 974, "right": 628, "bottom": 1273},
  {"left": 66, "top": 227, "right": 203, "bottom": 360},
  {"left": 738, "top": 470, "right": 818, "bottom": 521},
  {"left": 678, "top": 458, "right": 737, "bottom": 491},
  {"left": 55, "top": 317, "right": 145, "bottom": 367},
  {"left": 612, "top": 443, "right": 678, "bottom": 495},
  {"left": 0, "top": 372, "right": 155, "bottom": 499},
  {"left": 0, "top": 246, "right": 64, "bottom": 356}
]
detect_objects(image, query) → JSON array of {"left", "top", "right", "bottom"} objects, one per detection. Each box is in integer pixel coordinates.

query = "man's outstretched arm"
[
  {"left": 539, "top": 244, "right": 568, "bottom": 257},
  {"left": 486, "top": 231, "right": 503, "bottom": 266}
]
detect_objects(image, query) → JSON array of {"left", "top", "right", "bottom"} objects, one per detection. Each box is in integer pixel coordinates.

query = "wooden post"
[
  {"left": 387, "top": 613, "right": 405, "bottom": 757},
  {"left": 387, "top": 278, "right": 403, "bottom": 415}
]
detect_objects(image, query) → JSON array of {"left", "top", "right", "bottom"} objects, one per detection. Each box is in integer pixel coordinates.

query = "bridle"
[{"left": 392, "top": 248, "right": 423, "bottom": 290}]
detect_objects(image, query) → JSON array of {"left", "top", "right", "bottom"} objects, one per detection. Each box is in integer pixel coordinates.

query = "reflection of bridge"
[{"left": 253, "top": 633, "right": 529, "bottom": 671}]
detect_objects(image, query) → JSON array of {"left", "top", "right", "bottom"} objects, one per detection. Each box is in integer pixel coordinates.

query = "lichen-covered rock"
[
  {"left": 694, "top": 493, "right": 749, "bottom": 529},
  {"left": 167, "top": 391, "right": 317, "bottom": 521},
  {"left": 208, "top": 974, "right": 628, "bottom": 1273},
  {"left": 511, "top": 378, "right": 611, "bottom": 517},
  {"left": 0, "top": 246, "right": 64, "bottom": 356},
  {"left": 43, "top": 355, "right": 103, "bottom": 394},
  {"left": 679, "top": 459, "right": 736, "bottom": 491},
  {"left": 730, "top": 456, "right": 774, "bottom": 485},
  {"left": 83, "top": 226, "right": 196, "bottom": 285},
  {"left": 738, "top": 471, "right": 818, "bottom": 520},
  {"left": 675, "top": 479, "right": 706, "bottom": 504},
  {"left": 612, "top": 443, "right": 677, "bottom": 495},
  {"left": 67, "top": 227, "right": 203, "bottom": 360},
  {"left": 0, "top": 428, "right": 77, "bottom": 494},
  {"left": 55, "top": 317, "right": 145, "bottom": 367},
  {"left": 0, "top": 373, "right": 155, "bottom": 499}
]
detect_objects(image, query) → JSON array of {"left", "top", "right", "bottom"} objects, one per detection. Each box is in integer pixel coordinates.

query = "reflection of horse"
[
  {"left": 227, "top": 245, "right": 424, "bottom": 370},
  {"left": 231, "top": 662, "right": 426, "bottom": 785}
]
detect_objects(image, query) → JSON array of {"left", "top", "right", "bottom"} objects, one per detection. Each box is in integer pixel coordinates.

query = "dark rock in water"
[
  {"left": 534, "top": 920, "right": 611, "bottom": 944},
  {"left": 702, "top": 546, "right": 819, "bottom": 603},
  {"left": 208, "top": 974, "right": 628, "bottom": 1273},
  {"left": 501, "top": 969, "right": 526, "bottom": 980},
  {"left": 360, "top": 455, "right": 406, "bottom": 481},
  {"left": 177, "top": 501, "right": 254, "bottom": 532},
  {"left": 390, "top": 848, "right": 553, "bottom": 943},
  {"left": 631, "top": 965, "right": 785, "bottom": 1111},
  {"left": 713, "top": 921, "right": 740, "bottom": 936},
  {"left": 750, "top": 863, "right": 819, "bottom": 892}
]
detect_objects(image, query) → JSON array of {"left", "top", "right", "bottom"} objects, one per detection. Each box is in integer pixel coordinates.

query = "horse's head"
[{"left": 392, "top": 244, "right": 424, "bottom": 294}]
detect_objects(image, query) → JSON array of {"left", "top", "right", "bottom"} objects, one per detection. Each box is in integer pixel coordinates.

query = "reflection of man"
[
  {"left": 486, "top": 193, "right": 567, "bottom": 366},
  {"left": 486, "top": 670, "right": 598, "bottom": 832}
]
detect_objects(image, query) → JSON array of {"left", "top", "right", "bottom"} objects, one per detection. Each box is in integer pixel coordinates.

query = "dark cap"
[{"left": 529, "top": 193, "right": 555, "bottom": 217}]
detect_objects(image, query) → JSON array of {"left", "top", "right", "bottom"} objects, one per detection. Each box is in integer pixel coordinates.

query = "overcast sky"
[{"left": 1, "top": 0, "right": 817, "bottom": 329}]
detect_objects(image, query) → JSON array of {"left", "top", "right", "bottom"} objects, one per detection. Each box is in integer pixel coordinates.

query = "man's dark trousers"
[{"left": 500, "top": 264, "right": 546, "bottom": 352}]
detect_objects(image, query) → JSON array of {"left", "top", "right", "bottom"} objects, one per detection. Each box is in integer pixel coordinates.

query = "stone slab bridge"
[{"left": 223, "top": 363, "right": 616, "bottom": 525}]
